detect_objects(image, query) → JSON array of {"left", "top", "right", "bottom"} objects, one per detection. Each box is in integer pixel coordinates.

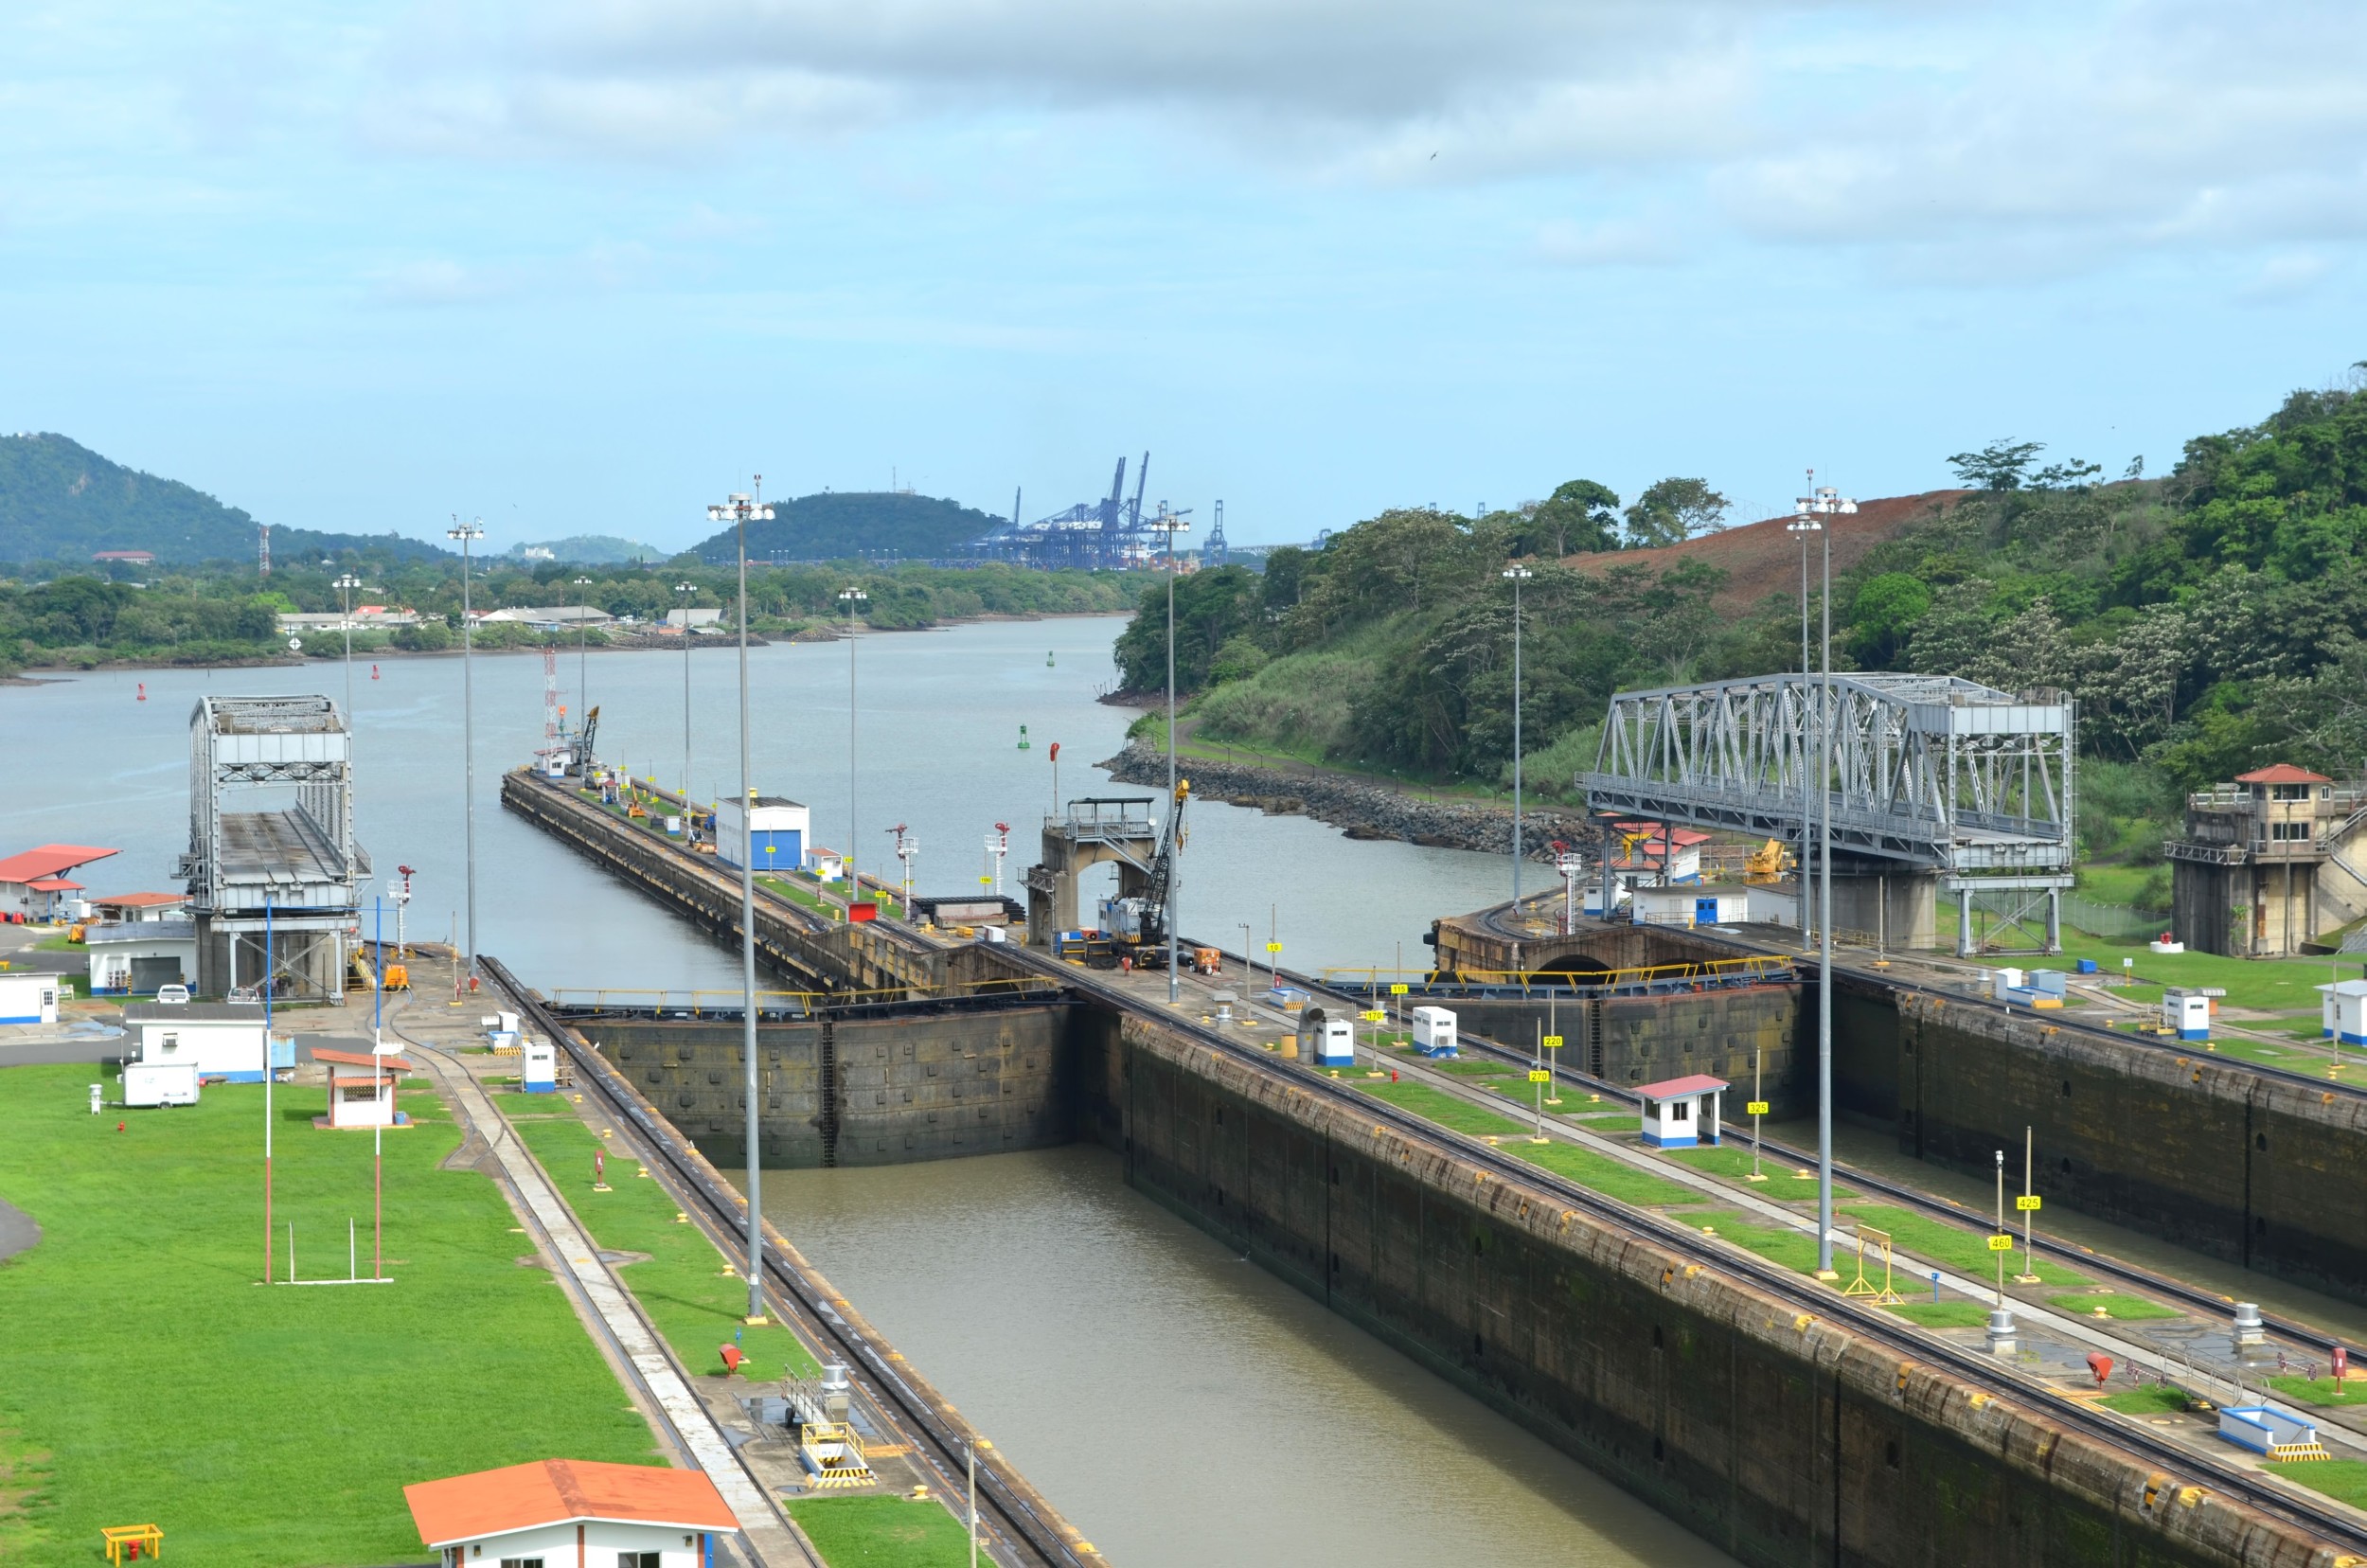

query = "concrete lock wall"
[
  {"left": 1081, "top": 1011, "right": 2301, "bottom": 1568},
  {"left": 1832, "top": 980, "right": 2367, "bottom": 1304},
  {"left": 595, "top": 1005, "right": 1077, "bottom": 1168}
]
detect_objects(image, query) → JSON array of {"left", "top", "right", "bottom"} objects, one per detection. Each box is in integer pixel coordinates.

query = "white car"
[{"left": 153, "top": 984, "right": 191, "bottom": 1005}]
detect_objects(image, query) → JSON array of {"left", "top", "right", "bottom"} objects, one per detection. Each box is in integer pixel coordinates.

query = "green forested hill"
[
  {"left": 0, "top": 433, "right": 450, "bottom": 565},
  {"left": 683, "top": 490, "right": 1007, "bottom": 563}
]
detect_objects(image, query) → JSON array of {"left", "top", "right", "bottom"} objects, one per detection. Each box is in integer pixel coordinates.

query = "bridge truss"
[{"left": 1580, "top": 673, "right": 2075, "bottom": 952}]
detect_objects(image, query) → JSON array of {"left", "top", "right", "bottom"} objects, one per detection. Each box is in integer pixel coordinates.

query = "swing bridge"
[{"left": 1579, "top": 673, "right": 2076, "bottom": 953}]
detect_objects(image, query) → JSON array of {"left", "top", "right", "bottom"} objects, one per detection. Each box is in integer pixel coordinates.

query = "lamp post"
[
  {"left": 1502, "top": 564, "right": 1534, "bottom": 904},
  {"left": 572, "top": 575, "right": 594, "bottom": 729},
  {"left": 674, "top": 581, "right": 697, "bottom": 829},
  {"left": 334, "top": 573, "right": 362, "bottom": 723},
  {"left": 705, "top": 480, "right": 774, "bottom": 1324},
  {"left": 1792, "top": 481, "right": 1854, "bottom": 1276},
  {"left": 1150, "top": 511, "right": 1191, "bottom": 1003},
  {"left": 839, "top": 587, "right": 868, "bottom": 900},
  {"left": 446, "top": 518, "right": 486, "bottom": 989}
]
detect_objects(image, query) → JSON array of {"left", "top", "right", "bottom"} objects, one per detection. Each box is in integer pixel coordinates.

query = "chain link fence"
[{"left": 2063, "top": 896, "right": 2169, "bottom": 940}]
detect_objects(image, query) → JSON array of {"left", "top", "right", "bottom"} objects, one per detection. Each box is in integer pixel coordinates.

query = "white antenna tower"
[
  {"left": 1556, "top": 844, "right": 1586, "bottom": 934},
  {"left": 984, "top": 823, "right": 1009, "bottom": 899},
  {"left": 258, "top": 523, "right": 272, "bottom": 578},
  {"left": 541, "top": 644, "right": 560, "bottom": 746}
]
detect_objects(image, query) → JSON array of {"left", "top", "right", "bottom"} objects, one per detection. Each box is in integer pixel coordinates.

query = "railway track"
[
  {"left": 482, "top": 956, "right": 1094, "bottom": 1568},
  {"left": 1001, "top": 949, "right": 2367, "bottom": 1557}
]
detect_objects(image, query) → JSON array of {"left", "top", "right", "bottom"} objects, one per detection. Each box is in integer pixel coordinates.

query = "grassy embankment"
[{"left": 0, "top": 1063, "right": 655, "bottom": 1565}]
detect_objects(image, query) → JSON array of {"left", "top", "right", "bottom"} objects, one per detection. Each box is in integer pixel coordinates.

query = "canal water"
[{"left": 2, "top": 617, "right": 1735, "bottom": 1564}]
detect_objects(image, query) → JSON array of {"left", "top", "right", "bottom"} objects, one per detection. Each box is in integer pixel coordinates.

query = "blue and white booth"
[
  {"left": 2319, "top": 979, "right": 2367, "bottom": 1046},
  {"left": 1297, "top": 1007, "right": 1357, "bottom": 1069},
  {"left": 715, "top": 793, "right": 809, "bottom": 874},
  {"left": 1635, "top": 1074, "right": 1727, "bottom": 1149},
  {"left": 522, "top": 1037, "right": 557, "bottom": 1093},
  {"left": 2163, "top": 987, "right": 2213, "bottom": 1042}
]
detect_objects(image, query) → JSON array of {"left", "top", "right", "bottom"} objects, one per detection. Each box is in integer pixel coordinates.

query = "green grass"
[
  {"left": 2266, "top": 1375, "right": 2367, "bottom": 1410},
  {"left": 2048, "top": 1292, "right": 2182, "bottom": 1322},
  {"left": 787, "top": 1495, "right": 982, "bottom": 1565},
  {"left": 2100, "top": 1383, "right": 2193, "bottom": 1416},
  {"left": 2286, "top": 1461, "right": 2367, "bottom": 1511},
  {"left": 0, "top": 1063, "right": 656, "bottom": 1566},
  {"left": 499, "top": 1106, "right": 820, "bottom": 1381},
  {"left": 1844, "top": 1205, "right": 2091, "bottom": 1288},
  {"left": 1704, "top": 1216, "right": 1828, "bottom": 1274},
  {"left": 2064, "top": 942, "right": 2367, "bottom": 1014},
  {"left": 1882, "top": 1300, "right": 1996, "bottom": 1328},
  {"left": 1352, "top": 1079, "right": 1528, "bottom": 1139},
  {"left": 1509, "top": 1142, "right": 1699, "bottom": 1207},
  {"left": 1663, "top": 1143, "right": 1857, "bottom": 1196}
]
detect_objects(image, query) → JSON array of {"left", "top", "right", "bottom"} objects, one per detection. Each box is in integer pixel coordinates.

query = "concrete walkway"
[
  {"left": 0, "top": 1195, "right": 38, "bottom": 1265},
  {"left": 390, "top": 1001, "right": 818, "bottom": 1568}
]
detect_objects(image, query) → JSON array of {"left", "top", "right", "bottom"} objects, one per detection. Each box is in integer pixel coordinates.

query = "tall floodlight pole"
[
  {"left": 674, "top": 581, "right": 697, "bottom": 824},
  {"left": 707, "top": 480, "right": 775, "bottom": 1323},
  {"left": 1152, "top": 510, "right": 1191, "bottom": 1003},
  {"left": 1786, "top": 507, "right": 1818, "bottom": 942},
  {"left": 1502, "top": 564, "right": 1534, "bottom": 904},
  {"left": 1793, "top": 482, "right": 1855, "bottom": 1276},
  {"left": 840, "top": 588, "right": 868, "bottom": 899},
  {"left": 572, "top": 575, "right": 594, "bottom": 728},
  {"left": 335, "top": 573, "right": 362, "bottom": 724},
  {"left": 446, "top": 518, "right": 486, "bottom": 988}
]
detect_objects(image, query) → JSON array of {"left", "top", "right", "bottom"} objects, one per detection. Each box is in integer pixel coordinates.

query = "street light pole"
[
  {"left": 839, "top": 588, "right": 868, "bottom": 900},
  {"left": 1502, "top": 564, "right": 1533, "bottom": 904},
  {"left": 335, "top": 573, "right": 362, "bottom": 725},
  {"left": 445, "top": 519, "right": 486, "bottom": 989},
  {"left": 706, "top": 480, "right": 775, "bottom": 1324},
  {"left": 1152, "top": 511, "right": 1191, "bottom": 1004},
  {"left": 1792, "top": 482, "right": 1854, "bottom": 1277},
  {"left": 675, "top": 580, "right": 697, "bottom": 829},
  {"left": 572, "top": 575, "right": 594, "bottom": 730}
]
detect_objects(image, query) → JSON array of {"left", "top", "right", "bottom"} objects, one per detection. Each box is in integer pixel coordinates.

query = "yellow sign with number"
[
  {"left": 1746, "top": 1100, "right": 1771, "bottom": 1116},
  {"left": 1986, "top": 1234, "right": 2014, "bottom": 1252},
  {"left": 1541, "top": 1034, "right": 1563, "bottom": 1049},
  {"left": 1361, "top": 1009, "right": 1386, "bottom": 1023},
  {"left": 1265, "top": 942, "right": 1283, "bottom": 953},
  {"left": 2016, "top": 1195, "right": 2042, "bottom": 1212},
  {"left": 1389, "top": 983, "right": 1409, "bottom": 995},
  {"left": 1528, "top": 1069, "right": 1552, "bottom": 1082}
]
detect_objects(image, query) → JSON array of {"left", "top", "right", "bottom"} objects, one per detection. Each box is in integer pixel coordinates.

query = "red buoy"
[
  {"left": 136, "top": 682, "right": 146, "bottom": 702},
  {"left": 371, "top": 664, "right": 380, "bottom": 680}
]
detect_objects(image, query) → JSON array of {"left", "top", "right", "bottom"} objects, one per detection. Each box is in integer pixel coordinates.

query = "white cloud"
[{"left": 1534, "top": 215, "right": 1682, "bottom": 268}]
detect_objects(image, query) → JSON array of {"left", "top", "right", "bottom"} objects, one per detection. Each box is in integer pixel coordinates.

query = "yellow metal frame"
[
  {"left": 102, "top": 1524, "right": 163, "bottom": 1563},
  {"left": 1840, "top": 1226, "right": 1906, "bottom": 1305}
]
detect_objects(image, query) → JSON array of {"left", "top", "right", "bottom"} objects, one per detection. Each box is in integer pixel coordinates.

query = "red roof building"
[
  {"left": 0, "top": 845, "right": 117, "bottom": 921},
  {"left": 2234, "top": 764, "right": 2333, "bottom": 786},
  {"left": 1634, "top": 1074, "right": 1729, "bottom": 1149},
  {"left": 405, "top": 1459, "right": 737, "bottom": 1566}
]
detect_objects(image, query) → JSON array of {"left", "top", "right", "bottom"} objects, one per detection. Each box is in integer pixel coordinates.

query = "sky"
[{"left": 3, "top": 0, "right": 2362, "bottom": 552}]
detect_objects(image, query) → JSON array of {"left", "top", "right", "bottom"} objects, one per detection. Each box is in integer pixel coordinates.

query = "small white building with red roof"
[
  {"left": 315, "top": 1046, "right": 412, "bottom": 1129},
  {"left": 404, "top": 1457, "right": 737, "bottom": 1568},
  {"left": 1635, "top": 1074, "right": 1727, "bottom": 1149}
]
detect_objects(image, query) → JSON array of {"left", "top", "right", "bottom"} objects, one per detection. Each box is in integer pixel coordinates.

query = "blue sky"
[{"left": 4, "top": 0, "right": 2361, "bottom": 551}]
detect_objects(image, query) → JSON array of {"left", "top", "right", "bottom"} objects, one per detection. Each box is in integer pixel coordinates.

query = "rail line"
[
  {"left": 482, "top": 955, "right": 1093, "bottom": 1568},
  {"left": 997, "top": 948, "right": 2367, "bottom": 1556}
]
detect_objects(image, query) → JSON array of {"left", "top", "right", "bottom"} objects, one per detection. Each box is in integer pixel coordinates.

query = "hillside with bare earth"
[{"left": 1566, "top": 489, "right": 1974, "bottom": 615}]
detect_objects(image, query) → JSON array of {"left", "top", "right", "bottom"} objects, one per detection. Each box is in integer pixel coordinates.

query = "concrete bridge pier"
[{"left": 1820, "top": 867, "right": 1938, "bottom": 951}]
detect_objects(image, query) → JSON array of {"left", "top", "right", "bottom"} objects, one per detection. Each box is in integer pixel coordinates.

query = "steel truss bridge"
[{"left": 1582, "top": 672, "right": 2073, "bottom": 873}]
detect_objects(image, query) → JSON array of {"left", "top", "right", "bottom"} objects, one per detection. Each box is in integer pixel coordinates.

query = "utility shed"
[
  {"left": 0, "top": 972, "right": 61, "bottom": 1025},
  {"left": 85, "top": 919, "right": 197, "bottom": 994},
  {"left": 314, "top": 1047, "right": 411, "bottom": 1128},
  {"left": 713, "top": 794, "right": 808, "bottom": 873},
  {"left": 403, "top": 1457, "right": 736, "bottom": 1568},
  {"left": 1635, "top": 1074, "right": 1726, "bottom": 1149},
  {"left": 2321, "top": 979, "right": 2367, "bottom": 1045}
]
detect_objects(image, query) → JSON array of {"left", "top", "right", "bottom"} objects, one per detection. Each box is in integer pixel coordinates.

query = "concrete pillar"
[
  {"left": 2045, "top": 887, "right": 2061, "bottom": 955},
  {"left": 1956, "top": 887, "right": 1974, "bottom": 958}
]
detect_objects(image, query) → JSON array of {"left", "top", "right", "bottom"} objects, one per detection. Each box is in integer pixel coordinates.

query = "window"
[
  {"left": 2270, "top": 821, "right": 2311, "bottom": 842},
  {"left": 2273, "top": 783, "right": 2309, "bottom": 802},
  {"left": 616, "top": 1555, "right": 661, "bottom": 1568},
  {"left": 498, "top": 1559, "right": 544, "bottom": 1568},
  {"left": 1667, "top": 1101, "right": 1690, "bottom": 1123}
]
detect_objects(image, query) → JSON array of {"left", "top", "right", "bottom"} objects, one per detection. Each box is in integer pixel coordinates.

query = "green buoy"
[{"left": 1018, "top": 723, "right": 1031, "bottom": 751}]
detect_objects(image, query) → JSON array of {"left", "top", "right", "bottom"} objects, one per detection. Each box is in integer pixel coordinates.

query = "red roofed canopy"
[
  {"left": 405, "top": 1459, "right": 735, "bottom": 1548},
  {"left": 24, "top": 878, "right": 82, "bottom": 893},
  {"left": 312, "top": 1048, "right": 415, "bottom": 1072},
  {"left": 1634, "top": 1074, "right": 1730, "bottom": 1101},
  {"left": 0, "top": 845, "right": 117, "bottom": 885},
  {"left": 2234, "top": 764, "right": 2331, "bottom": 785}
]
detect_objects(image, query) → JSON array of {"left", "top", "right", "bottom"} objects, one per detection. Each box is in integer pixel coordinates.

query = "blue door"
[{"left": 1695, "top": 898, "right": 1718, "bottom": 924}]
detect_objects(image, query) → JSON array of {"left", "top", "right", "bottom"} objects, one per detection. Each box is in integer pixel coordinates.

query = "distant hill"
[
  {"left": 0, "top": 433, "right": 453, "bottom": 566},
  {"left": 1565, "top": 490, "right": 1974, "bottom": 615},
  {"left": 684, "top": 490, "right": 1007, "bottom": 563},
  {"left": 506, "top": 534, "right": 663, "bottom": 565}
]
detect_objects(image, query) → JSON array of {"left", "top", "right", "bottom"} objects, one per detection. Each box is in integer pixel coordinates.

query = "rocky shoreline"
[{"left": 1099, "top": 739, "right": 1587, "bottom": 859}]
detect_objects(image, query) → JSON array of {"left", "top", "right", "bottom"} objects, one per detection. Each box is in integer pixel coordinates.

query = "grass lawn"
[
  {"left": 786, "top": 1496, "right": 978, "bottom": 1566},
  {"left": 1509, "top": 1142, "right": 1699, "bottom": 1207},
  {"left": 1704, "top": 1216, "right": 1827, "bottom": 1275},
  {"left": 2049, "top": 1292, "right": 2182, "bottom": 1322},
  {"left": 2064, "top": 942, "right": 2367, "bottom": 1014},
  {"left": 1844, "top": 1205, "right": 2090, "bottom": 1289},
  {"left": 2267, "top": 1375, "right": 2367, "bottom": 1409},
  {"left": 498, "top": 1103, "right": 820, "bottom": 1381},
  {"left": 1663, "top": 1143, "right": 1857, "bottom": 1197},
  {"left": 2287, "top": 1461, "right": 2367, "bottom": 1511},
  {"left": 0, "top": 1063, "right": 656, "bottom": 1566},
  {"left": 1881, "top": 1300, "right": 1995, "bottom": 1328},
  {"left": 2100, "top": 1383, "right": 2193, "bottom": 1417},
  {"left": 1352, "top": 1079, "right": 1528, "bottom": 1139}
]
